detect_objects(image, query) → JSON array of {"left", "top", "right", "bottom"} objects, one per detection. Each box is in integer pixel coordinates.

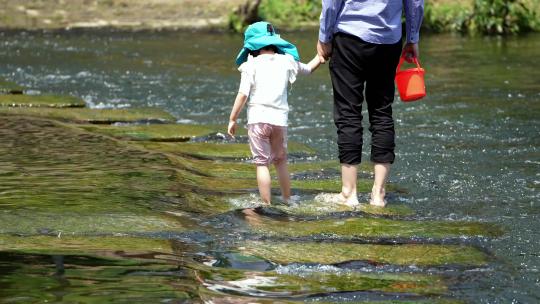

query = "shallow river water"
[{"left": 0, "top": 30, "right": 539, "bottom": 303}]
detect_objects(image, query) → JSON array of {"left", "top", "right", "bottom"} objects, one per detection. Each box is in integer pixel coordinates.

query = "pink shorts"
[{"left": 247, "top": 123, "right": 288, "bottom": 166}]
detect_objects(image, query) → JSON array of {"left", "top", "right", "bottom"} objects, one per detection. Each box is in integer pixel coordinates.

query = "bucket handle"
[{"left": 396, "top": 56, "right": 421, "bottom": 73}]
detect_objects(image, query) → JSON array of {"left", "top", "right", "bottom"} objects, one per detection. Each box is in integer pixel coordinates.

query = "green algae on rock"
[
  {"left": 0, "top": 211, "right": 190, "bottom": 236},
  {"left": 290, "top": 178, "right": 370, "bottom": 193},
  {"left": 0, "top": 251, "right": 191, "bottom": 303},
  {"left": 197, "top": 263, "right": 448, "bottom": 297},
  {"left": 79, "top": 123, "right": 223, "bottom": 141},
  {"left": 241, "top": 241, "right": 489, "bottom": 267},
  {"left": 263, "top": 271, "right": 447, "bottom": 296},
  {"left": 0, "top": 78, "right": 25, "bottom": 94},
  {"left": 0, "top": 94, "right": 86, "bottom": 108},
  {"left": 175, "top": 159, "right": 341, "bottom": 180},
  {"left": 138, "top": 141, "right": 316, "bottom": 160},
  {"left": 251, "top": 216, "right": 503, "bottom": 239},
  {"left": 0, "top": 106, "right": 174, "bottom": 123},
  {"left": 358, "top": 203, "right": 415, "bottom": 217},
  {"left": 272, "top": 199, "right": 415, "bottom": 217},
  {"left": 0, "top": 116, "right": 201, "bottom": 236},
  {"left": 0, "top": 235, "right": 173, "bottom": 255}
]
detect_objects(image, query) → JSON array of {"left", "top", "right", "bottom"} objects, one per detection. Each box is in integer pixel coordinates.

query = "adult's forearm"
[
  {"left": 404, "top": 0, "right": 424, "bottom": 43},
  {"left": 319, "top": 0, "right": 343, "bottom": 43}
]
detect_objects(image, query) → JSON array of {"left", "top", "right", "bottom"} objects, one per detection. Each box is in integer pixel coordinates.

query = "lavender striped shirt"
[{"left": 319, "top": 0, "right": 424, "bottom": 44}]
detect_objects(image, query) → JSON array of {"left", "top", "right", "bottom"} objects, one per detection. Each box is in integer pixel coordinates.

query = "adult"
[{"left": 317, "top": 0, "right": 424, "bottom": 207}]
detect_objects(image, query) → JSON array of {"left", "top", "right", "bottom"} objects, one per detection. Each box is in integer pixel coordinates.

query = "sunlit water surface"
[{"left": 0, "top": 30, "right": 539, "bottom": 302}]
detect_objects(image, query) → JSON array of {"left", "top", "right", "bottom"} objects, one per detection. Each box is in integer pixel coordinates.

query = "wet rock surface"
[
  {"left": 0, "top": 79, "right": 506, "bottom": 302},
  {"left": 0, "top": 94, "right": 85, "bottom": 107}
]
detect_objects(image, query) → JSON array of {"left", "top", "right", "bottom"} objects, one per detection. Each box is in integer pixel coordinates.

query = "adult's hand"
[
  {"left": 402, "top": 43, "right": 419, "bottom": 63},
  {"left": 317, "top": 40, "right": 332, "bottom": 63}
]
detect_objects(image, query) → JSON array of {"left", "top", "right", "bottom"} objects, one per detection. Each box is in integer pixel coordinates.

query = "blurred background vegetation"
[
  {"left": 0, "top": 0, "right": 538, "bottom": 35},
  {"left": 230, "top": 0, "right": 539, "bottom": 34}
]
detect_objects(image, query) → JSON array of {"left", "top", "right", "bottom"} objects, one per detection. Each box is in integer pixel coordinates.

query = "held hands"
[
  {"left": 227, "top": 120, "right": 237, "bottom": 138},
  {"left": 317, "top": 40, "right": 332, "bottom": 63},
  {"left": 402, "top": 43, "right": 419, "bottom": 63}
]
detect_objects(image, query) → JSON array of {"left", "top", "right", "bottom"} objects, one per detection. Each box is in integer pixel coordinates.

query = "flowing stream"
[{"left": 0, "top": 30, "right": 538, "bottom": 303}]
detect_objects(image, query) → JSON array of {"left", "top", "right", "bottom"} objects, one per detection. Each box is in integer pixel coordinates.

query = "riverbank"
[
  {"left": 0, "top": 0, "right": 244, "bottom": 30},
  {"left": 1, "top": 0, "right": 538, "bottom": 32}
]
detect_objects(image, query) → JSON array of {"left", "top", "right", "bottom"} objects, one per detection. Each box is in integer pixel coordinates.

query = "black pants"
[{"left": 330, "top": 32, "right": 402, "bottom": 165}]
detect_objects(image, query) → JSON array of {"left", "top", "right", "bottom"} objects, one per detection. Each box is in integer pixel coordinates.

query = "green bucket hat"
[{"left": 235, "top": 21, "right": 300, "bottom": 65}]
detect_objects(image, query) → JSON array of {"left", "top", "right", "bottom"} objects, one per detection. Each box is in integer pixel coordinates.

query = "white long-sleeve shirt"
[{"left": 238, "top": 53, "right": 311, "bottom": 127}]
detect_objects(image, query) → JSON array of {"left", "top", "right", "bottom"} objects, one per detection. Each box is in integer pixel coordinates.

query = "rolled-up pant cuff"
[
  {"left": 338, "top": 147, "right": 362, "bottom": 165},
  {"left": 370, "top": 148, "right": 395, "bottom": 164}
]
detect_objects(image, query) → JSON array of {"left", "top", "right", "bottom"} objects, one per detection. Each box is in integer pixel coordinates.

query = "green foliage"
[
  {"left": 228, "top": 10, "right": 245, "bottom": 33},
  {"left": 258, "top": 0, "right": 320, "bottom": 28},
  {"left": 469, "top": 0, "right": 539, "bottom": 34},
  {"left": 230, "top": 0, "right": 539, "bottom": 34},
  {"left": 424, "top": 2, "right": 472, "bottom": 33}
]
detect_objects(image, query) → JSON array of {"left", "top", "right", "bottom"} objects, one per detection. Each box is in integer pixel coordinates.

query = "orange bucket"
[{"left": 395, "top": 57, "right": 426, "bottom": 102}]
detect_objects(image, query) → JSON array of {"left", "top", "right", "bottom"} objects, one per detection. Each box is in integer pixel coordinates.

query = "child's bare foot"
[{"left": 370, "top": 188, "right": 387, "bottom": 207}]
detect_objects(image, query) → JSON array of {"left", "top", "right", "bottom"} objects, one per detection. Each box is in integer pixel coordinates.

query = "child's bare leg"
[
  {"left": 256, "top": 165, "right": 272, "bottom": 204},
  {"left": 274, "top": 159, "right": 291, "bottom": 201},
  {"left": 340, "top": 164, "right": 359, "bottom": 205},
  {"left": 371, "top": 163, "right": 390, "bottom": 207}
]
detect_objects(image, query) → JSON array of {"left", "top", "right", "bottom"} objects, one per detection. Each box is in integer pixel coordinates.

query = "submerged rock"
[
  {"left": 196, "top": 262, "right": 448, "bottom": 297},
  {"left": 0, "top": 78, "right": 24, "bottom": 94},
  {"left": 79, "top": 123, "right": 226, "bottom": 141},
  {"left": 0, "top": 94, "right": 85, "bottom": 108},
  {"left": 0, "top": 116, "right": 197, "bottom": 237},
  {"left": 0, "top": 107, "right": 174, "bottom": 123},
  {"left": 0, "top": 235, "right": 174, "bottom": 255},
  {"left": 0, "top": 251, "right": 192, "bottom": 303},
  {"left": 240, "top": 241, "right": 489, "bottom": 267},
  {"left": 249, "top": 216, "right": 503, "bottom": 240},
  {"left": 137, "top": 141, "right": 316, "bottom": 160}
]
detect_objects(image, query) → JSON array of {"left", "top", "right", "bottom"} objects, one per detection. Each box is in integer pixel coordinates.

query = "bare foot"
[
  {"left": 338, "top": 192, "right": 360, "bottom": 207},
  {"left": 370, "top": 188, "right": 387, "bottom": 207},
  {"left": 315, "top": 192, "right": 359, "bottom": 207}
]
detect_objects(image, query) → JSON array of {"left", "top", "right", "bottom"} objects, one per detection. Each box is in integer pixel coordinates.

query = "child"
[{"left": 227, "top": 21, "right": 321, "bottom": 205}]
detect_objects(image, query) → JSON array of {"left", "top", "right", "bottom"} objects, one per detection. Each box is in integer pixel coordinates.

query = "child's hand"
[{"left": 227, "top": 120, "right": 237, "bottom": 138}]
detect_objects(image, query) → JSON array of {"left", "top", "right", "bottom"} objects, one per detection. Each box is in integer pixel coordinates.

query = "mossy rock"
[
  {"left": 0, "top": 78, "right": 24, "bottom": 94},
  {"left": 0, "top": 116, "right": 209, "bottom": 235},
  {"left": 251, "top": 217, "right": 503, "bottom": 239},
  {"left": 228, "top": 193, "right": 413, "bottom": 217},
  {"left": 0, "top": 211, "right": 191, "bottom": 236},
  {"left": 273, "top": 199, "right": 415, "bottom": 217},
  {"left": 358, "top": 203, "right": 415, "bottom": 216},
  {"left": 182, "top": 158, "right": 256, "bottom": 179},
  {"left": 241, "top": 241, "right": 489, "bottom": 267},
  {"left": 0, "top": 107, "right": 174, "bottom": 123},
  {"left": 0, "top": 94, "right": 85, "bottom": 108},
  {"left": 291, "top": 178, "right": 364, "bottom": 192},
  {"left": 0, "top": 251, "right": 190, "bottom": 303},
  {"left": 174, "top": 159, "right": 344, "bottom": 180},
  {"left": 79, "top": 123, "right": 227, "bottom": 141},
  {"left": 137, "top": 141, "right": 316, "bottom": 160},
  {"left": 0, "top": 234, "right": 173, "bottom": 255},
  {"left": 196, "top": 263, "right": 448, "bottom": 297}
]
